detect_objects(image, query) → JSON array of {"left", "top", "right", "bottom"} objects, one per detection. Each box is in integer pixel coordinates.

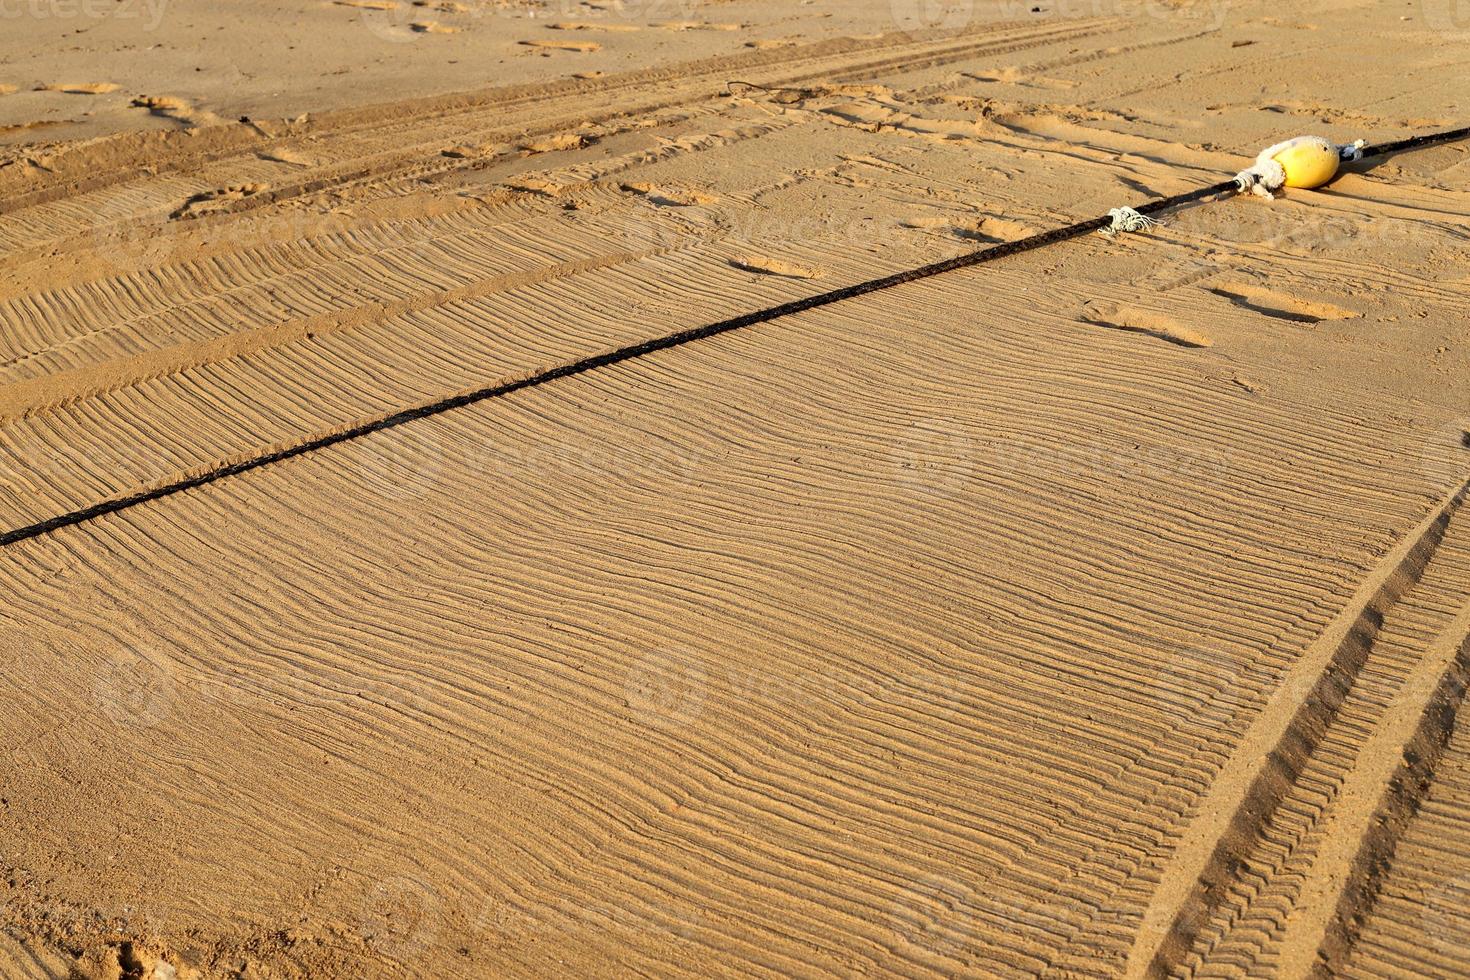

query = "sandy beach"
[{"left": 2, "top": 0, "right": 1469, "bottom": 976}]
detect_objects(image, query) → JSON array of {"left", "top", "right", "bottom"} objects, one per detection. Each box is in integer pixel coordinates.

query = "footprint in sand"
[
  {"left": 131, "top": 95, "right": 221, "bottom": 127},
  {"left": 258, "top": 148, "right": 317, "bottom": 166},
  {"left": 1256, "top": 16, "right": 1318, "bottom": 29},
  {"left": 503, "top": 176, "right": 563, "bottom": 196},
  {"left": 656, "top": 21, "right": 740, "bottom": 31},
  {"left": 966, "top": 66, "right": 1028, "bottom": 84},
  {"left": 520, "top": 39, "right": 601, "bottom": 53},
  {"left": 965, "top": 67, "right": 1076, "bottom": 90},
  {"left": 1083, "top": 301, "right": 1213, "bottom": 348},
  {"left": 956, "top": 217, "right": 1034, "bottom": 243},
  {"left": 172, "top": 183, "right": 270, "bottom": 219},
  {"left": 901, "top": 215, "right": 1034, "bottom": 243},
  {"left": 520, "top": 132, "right": 591, "bottom": 154},
  {"left": 40, "top": 82, "right": 121, "bottom": 95},
  {"left": 1028, "top": 76, "right": 1081, "bottom": 91},
  {"left": 132, "top": 94, "right": 190, "bottom": 112},
  {"left": 620, "top": 182, "right": 719, "bottom": 207},
  {"left": 441, "top": 144, "right": 490, "bottom": 159},
  {"left": 821, "top": 99, "right": 984, "bottom": 142},
  {"left": 547, "top": 21, "right": 640, "bottom": 32},
  {"left": 899, "top": 217, "right": 950, "bottom": 231},
  {"left": 1207, "top": 281, "right": 1359, "bottom": 324},
  {"left": 730, "top": 255, "right": 822, "bottom": 279}
]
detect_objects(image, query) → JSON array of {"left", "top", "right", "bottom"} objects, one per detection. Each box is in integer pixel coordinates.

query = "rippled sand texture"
[{"left": 2, "top": 0, "right": 1469, "bottom": 976}]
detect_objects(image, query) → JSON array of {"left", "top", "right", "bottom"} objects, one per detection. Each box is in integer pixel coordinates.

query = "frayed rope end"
[{"left": 1100, "top": 206, "right": 1163, "bottom": 237}]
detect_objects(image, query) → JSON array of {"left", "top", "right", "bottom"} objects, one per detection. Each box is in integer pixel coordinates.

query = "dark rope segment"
[{"left": 4, "top": 126, "right": 1469, "bottom": 548}]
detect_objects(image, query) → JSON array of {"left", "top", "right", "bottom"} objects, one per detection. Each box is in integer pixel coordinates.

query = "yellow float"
[{"left": 1235, "top": 135, "right": 1367, "bottom": 198}]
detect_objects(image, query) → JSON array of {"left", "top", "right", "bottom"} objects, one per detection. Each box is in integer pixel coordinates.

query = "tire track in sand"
[
  {"left": 0, "top": 262, "right": 1445, "bottom": 976},
  {"left": 0, "top": 245, "right": 674, "bottom": 421},
  {"left": 1274, "top": 599, "right": 1470, "bottom": 975},
  {"left": 1126, "top": 479, "right": 1470, "bottom": 977},
  {"left": 0, "top": 17, "right": 1118, "bottom": 258}
]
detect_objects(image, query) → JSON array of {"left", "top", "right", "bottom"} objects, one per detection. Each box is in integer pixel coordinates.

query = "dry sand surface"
[{"left": 2, "top": 0, "right": 1470, "bottom": 976}]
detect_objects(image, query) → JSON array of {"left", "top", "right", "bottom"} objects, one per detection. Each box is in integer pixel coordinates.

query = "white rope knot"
[
  {"left": 1338, "top": 138, "right": 1367, "bottom": 162},
  {"left": 1234, "top": 156, "right": 1288, "bottom": 199},
  {"left": 1100, "top": 206, "right": 1161, "bottom": 237}
]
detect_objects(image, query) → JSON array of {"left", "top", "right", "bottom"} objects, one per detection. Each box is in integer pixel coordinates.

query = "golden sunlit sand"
[{"left": 2, "top": 0, "right": 1469, "bottom": 976}]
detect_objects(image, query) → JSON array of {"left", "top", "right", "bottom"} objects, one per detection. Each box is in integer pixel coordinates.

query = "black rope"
[{"left": 5, "top": 126, "right": 1469, "bottom": 549}]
